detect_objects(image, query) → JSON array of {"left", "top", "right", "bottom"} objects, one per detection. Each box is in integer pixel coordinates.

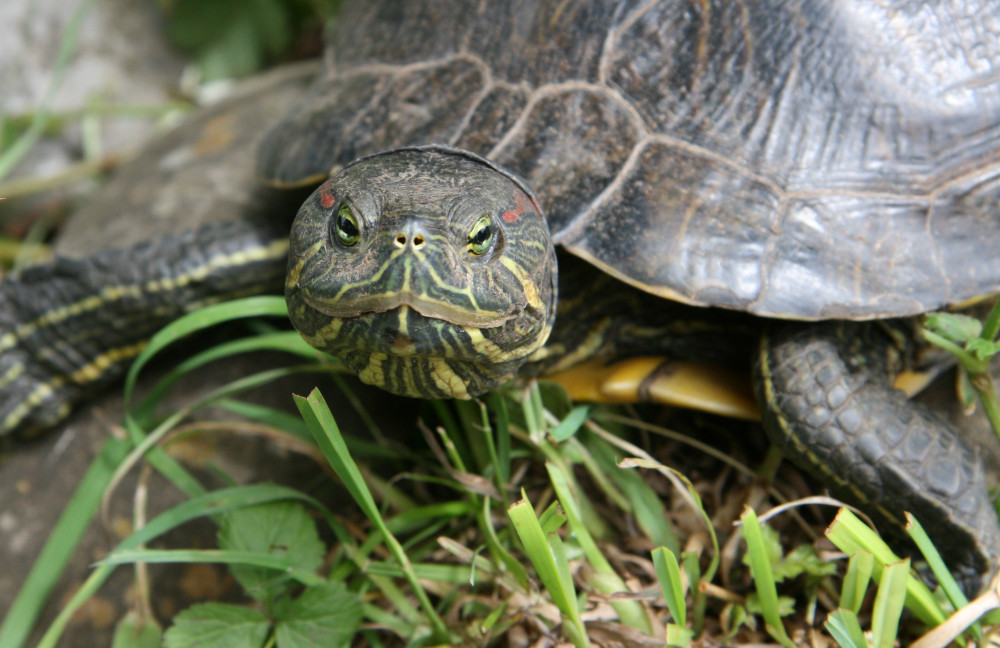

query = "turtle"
[{"left": 2, "top": 0, "right": 1000, "bottom": 581}]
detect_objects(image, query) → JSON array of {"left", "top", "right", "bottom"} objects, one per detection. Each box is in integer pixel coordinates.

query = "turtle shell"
[{"left": 258, "top": 0, "right": 1000, "bottom": 320}]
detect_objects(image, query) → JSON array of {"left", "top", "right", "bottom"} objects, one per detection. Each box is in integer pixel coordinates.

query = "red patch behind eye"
[
  {"left": 502, "top": 191, "right": 532, "bottom": 223},
  {"left": 319, "top": 184, "right": 336, "bottom": 208}
]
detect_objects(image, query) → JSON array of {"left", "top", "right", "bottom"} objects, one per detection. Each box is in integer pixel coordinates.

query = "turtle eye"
[
  {"left": 467, "top": 215, "right": 494, "bottom": 256},
  {"left": 334, "top": 204, "right": 360, "bottom": 247}
]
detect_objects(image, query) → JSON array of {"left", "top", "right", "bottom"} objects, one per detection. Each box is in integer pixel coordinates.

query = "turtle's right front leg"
[{"left": 754, "top": 321, "right": 1000, "bottom": 581}]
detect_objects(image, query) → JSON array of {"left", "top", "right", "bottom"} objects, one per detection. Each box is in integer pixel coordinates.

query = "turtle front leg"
[
  {"left": 755, "top": 321, "right": 1000, "bottom": 580},
  {"left": 0, "top": 222, "right": 288, "bottom": 439}
]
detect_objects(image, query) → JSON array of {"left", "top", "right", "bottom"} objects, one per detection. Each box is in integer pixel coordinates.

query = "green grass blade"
[
  {"left": 477, "top": 497, "right": 530, "bottom": 590},
  {"left": 294, "top": 388, "right": 451, "bottom": 643},
  {"left": 549, "top": 405, "right": 589, "bottom": 441},
  {"left": 871, "top": 559, "right": 909, "bottom": 648},
  {"left": 825, "top": 609, "right": 868, "bottom": 648},
  {"left": 508, "top": 494, "right": 589, "bottom": 648},
  {"left": 904, "top": 513, "right": 970, "bottom": 612},
  {"left": 131, "top": 329, "right": 318, "bottom": 424},
  {"left": 123, "top": 295, "right": 292, "bottom": 409},
  {"left": 99, "top": 549, "right": 326, "bottom": 587},
  {"left": 472, "top": 399, "right": 508, "bottom": 505},
  {"left": 114, "top": 306, "right": 309, "bottom": 500},
  {"left": 740, "top": 507, "right": 795, "bottom": 648},
  {"left": 652, "top": 547, "right": 687, "bottom": 627},
  {"left": 904, "top": 512, "right": 982, "bottom": 643},
  {"left": 486, "top": 392, "right": 512, "bottom": 485},
  {"left": 839, "top": 550, "right": 874, "bottom": 614},
  {"left": 114, "top": 364, "right": 319, "bottom": 505},
  {"left": 546, "top": 462, "right": 651, "bottom": 634},
  {"left": 132, "top": 484, "right": 324, "bottom": 553},
  {"left": 666, "top": 623, "right": 694, "bottom": 647},
  {"left": 294, "top": 389, "right": 385, "bottom": 526},
  {"left": 548, "top": 533, "right": 577, "bottom": 612},
  {"left": 217, "top": 399, "right": 313, "bottom": 440},
  {"left": 362, "top": 560, "right": 491, "bottom": 583},
  {"left": 826, "top": 508, "right": 945, "bottom": 627},
  {"left": 588, "top": 437, "right": 680, "bottom": 554}
]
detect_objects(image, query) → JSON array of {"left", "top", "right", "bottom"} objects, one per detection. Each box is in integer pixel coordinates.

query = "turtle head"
[{"left": 285, "top": 146, "right": 557, "bottom": 398}]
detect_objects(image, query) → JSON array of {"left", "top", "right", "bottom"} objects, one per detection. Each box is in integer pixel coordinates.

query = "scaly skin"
[
  {"left": 0, "top": 221, "right": 287, "bottom": 437},
  {"left": 285, "top": 147, "right": 557, "bottom": 398},
  {"left": 756, "top": 322, "right": 1000, "bottom": 576}
]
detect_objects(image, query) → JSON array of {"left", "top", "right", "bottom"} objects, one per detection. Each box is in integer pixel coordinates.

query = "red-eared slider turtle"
[{"left": 2, "top": 0, "right": 1000, "bottom": 579}]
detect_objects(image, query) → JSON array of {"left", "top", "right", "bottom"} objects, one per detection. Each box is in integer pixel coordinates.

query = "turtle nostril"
[
  {"left": 412, "top": 234, "right": 425, "bottom": 247},
  {"left": 395, "top": 233, "right": 407, "bottom": 247}
]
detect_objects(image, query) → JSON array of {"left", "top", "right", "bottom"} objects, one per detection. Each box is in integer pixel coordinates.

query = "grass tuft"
[{"left": 4, "top": 296, "right": 999, "bottom": 647}]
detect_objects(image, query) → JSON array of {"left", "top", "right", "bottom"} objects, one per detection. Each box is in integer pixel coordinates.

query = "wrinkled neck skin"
[
  {"left": 285, "top": 146, "right": 557, "bottom": 399},
  {"left": 522, "top": 252, "right": 760, "bottom": 377}
]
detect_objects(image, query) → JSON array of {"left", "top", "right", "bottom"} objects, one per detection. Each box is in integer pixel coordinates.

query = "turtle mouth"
[
  {"left": 303, "top": 303, "right": 494, "bottom": 364},
  {"left": 299, "top": 290, "right": 515, "bottom": 329}
]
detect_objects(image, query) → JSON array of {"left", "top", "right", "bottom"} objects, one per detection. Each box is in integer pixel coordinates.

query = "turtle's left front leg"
[{"left": 754, "top": 321, "right": 1000, "bottom": 581}]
